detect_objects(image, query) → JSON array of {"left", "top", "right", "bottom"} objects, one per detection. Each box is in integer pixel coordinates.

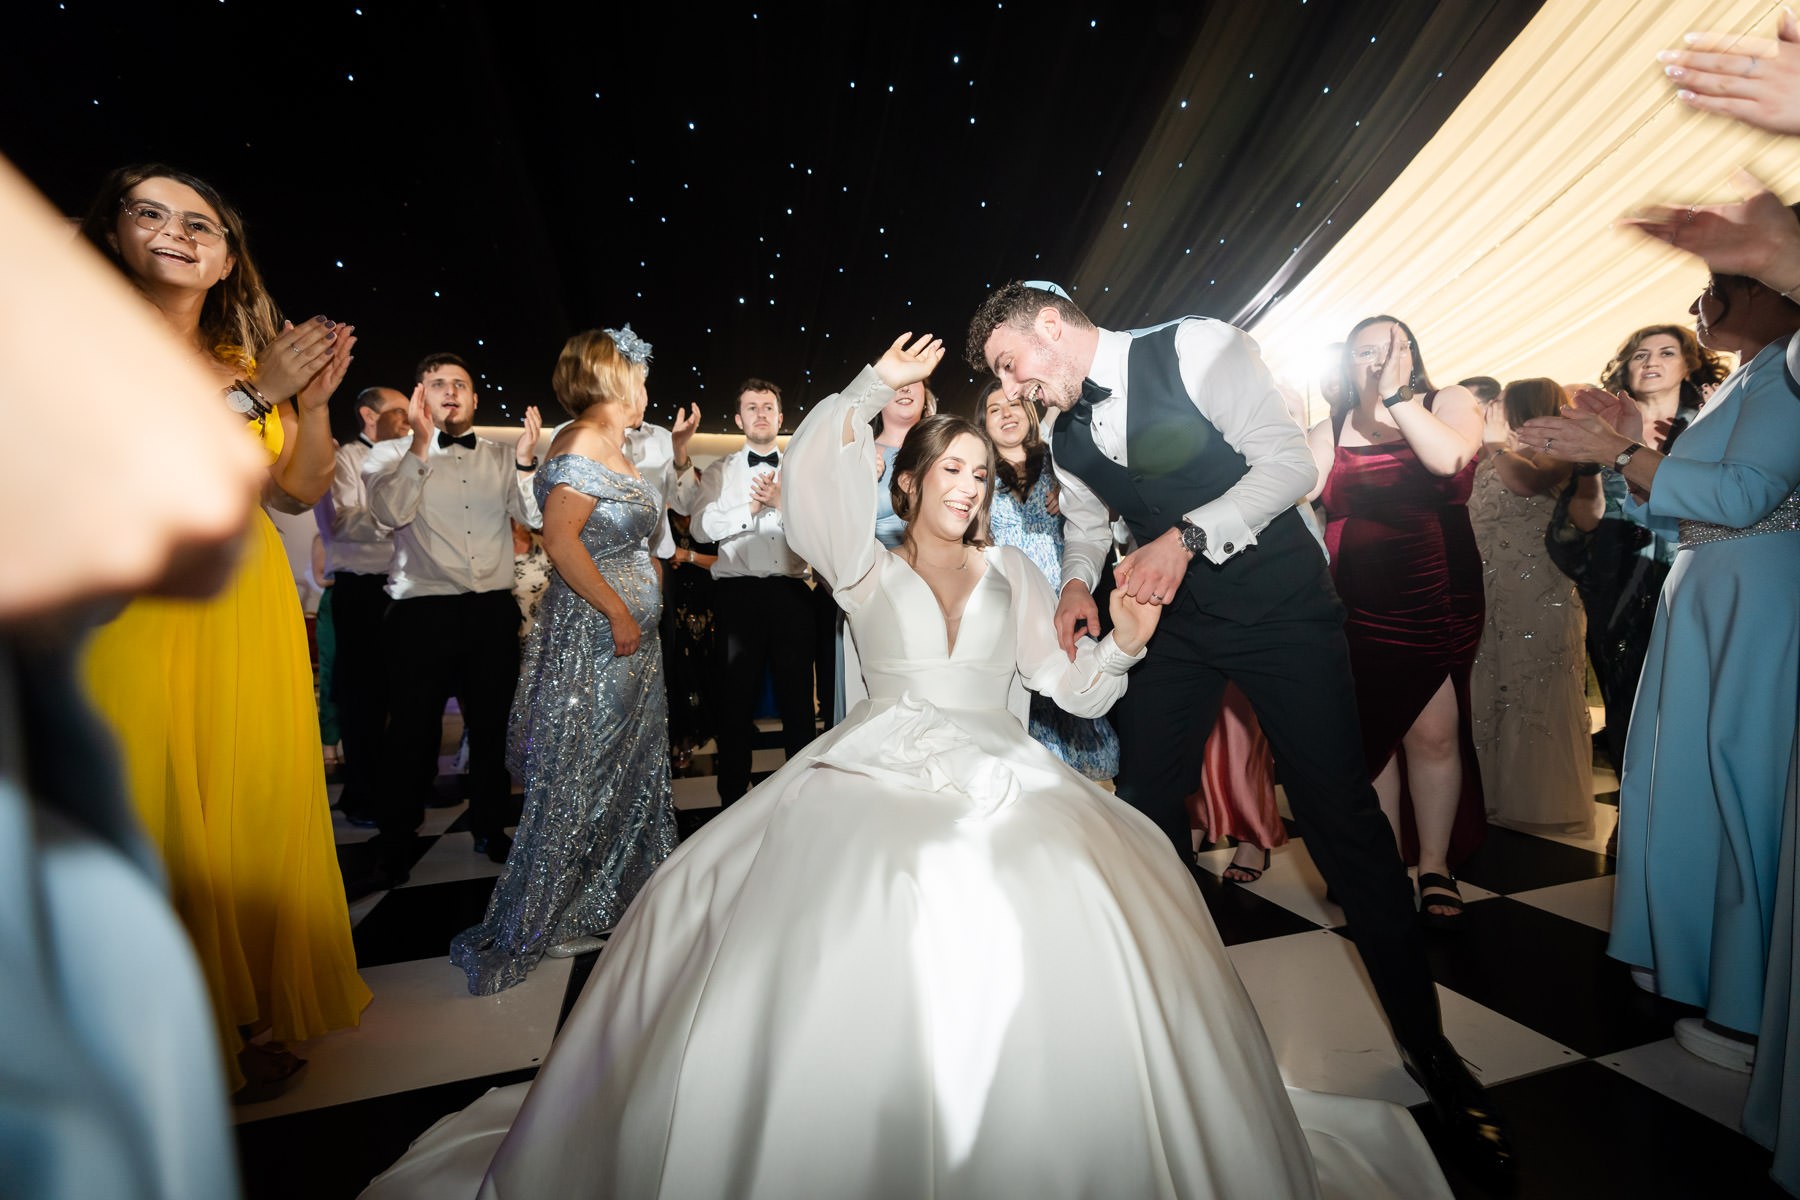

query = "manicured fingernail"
[
  {"left": 323, "top": 319, "right": 337, "bottom": 329},
  {"left": 313, "top": 314, "right": 327, "bottom": 322},
  {"left": 1657, "top": 50, "right": 1677, "bottom": 63},
  {"left": 1679, "top": 88, "right": 1697, "bottom": 100},
  {"left": 1685, "top": 32, "right": 1701, "bottom": 44},
  {"left": 326, "top": 331, "right": 338, "bottom": 341},
  {"left": 1666, "top": 65, "right": 1686, "bottom": 78}
]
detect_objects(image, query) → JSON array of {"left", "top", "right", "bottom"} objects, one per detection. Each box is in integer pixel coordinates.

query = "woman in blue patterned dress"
[
  {"left": 982, "top": 381, "right": 1121, "bottom": 780},
  {"left": 451, "top": 328, "right": 676, "bottom": 995}
]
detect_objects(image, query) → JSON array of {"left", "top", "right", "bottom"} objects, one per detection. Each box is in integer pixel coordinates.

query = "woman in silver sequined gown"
[{"left": 451, "top": 330, "right": 676, "bottom": 996}]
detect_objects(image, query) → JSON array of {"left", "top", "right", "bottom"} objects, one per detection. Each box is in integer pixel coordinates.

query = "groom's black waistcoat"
[{"left": 1050, "top": 322, "right": 1334, "bottom": 626}]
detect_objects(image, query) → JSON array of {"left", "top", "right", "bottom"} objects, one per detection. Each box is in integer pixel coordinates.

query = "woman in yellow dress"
[{"left": 78, "top": 164, "right": 371, "bottom": 1098}]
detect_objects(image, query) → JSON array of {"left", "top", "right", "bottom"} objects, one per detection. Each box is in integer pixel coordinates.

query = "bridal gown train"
[{"left": 361, "top": 367, "right": 1449, "bottom": 1200}]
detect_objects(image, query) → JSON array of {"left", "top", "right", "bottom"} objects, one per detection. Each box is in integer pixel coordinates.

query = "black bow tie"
[
  {"left": 1067, "top": 378, "right": 1112, "bottom": 427},
  {"left": 438, "top": 431, "right": 477, "bottom": 450},
  {"left": 748, "top": 451, "right": 779, "bottom": 467}
]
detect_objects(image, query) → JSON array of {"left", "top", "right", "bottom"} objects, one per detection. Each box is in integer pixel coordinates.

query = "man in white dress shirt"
[
  {"left": 624, "top": 401, "right": 702, "bottom": 559},
  {"left": 692, "top": 378, "right": 816, "bottom": 804},
  {"left": 314, "top": 386, "right": 408, "bottom": 824},
  {"left": 970, "top": 282, "right": 1513, "bottom": 1173},
  {"left": 355, "top": 353, "right": 542, "bottom": 891}
]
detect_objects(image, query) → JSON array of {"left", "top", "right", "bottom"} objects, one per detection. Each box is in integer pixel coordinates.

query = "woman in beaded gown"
[
  {"left": 1308, "top": 317, "right": 1486, "bottom": 928},
  {"left": 449, "top": 329, "right": 675, "bottom": 995},
  {"left": 1467, "top": 380, "right": 1593, "bottom": 836},
  {"left": 360, "top": 334, "right": 1450, "bottom": 1200},
  {"left": 1521, "top": 273, "right": 1800, "bottom": 1077},
  {"left": 981, "top": 381, "right": 1120, "bottom": 781}
]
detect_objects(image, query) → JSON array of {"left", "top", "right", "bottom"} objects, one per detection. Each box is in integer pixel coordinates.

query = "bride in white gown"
[{"left": 361, "top": 335, "right": 1450, "bottom": 1200}]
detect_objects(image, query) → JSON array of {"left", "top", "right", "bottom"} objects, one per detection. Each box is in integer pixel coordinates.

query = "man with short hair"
[
  {"left": 692, "top": 378, "right": 816, "bottom": 804},
  {"left": 355, "top": 353, "right": 542, "bottom": 893},
  {"left": 1458, "top": 376, "right": 1502, "bottom": 406},
  {"left": 315, "top": 386, "right": 409, "bottom": 823},
  {"left": 969, "top": 282, "right": 1513, "bottom": 1172}
]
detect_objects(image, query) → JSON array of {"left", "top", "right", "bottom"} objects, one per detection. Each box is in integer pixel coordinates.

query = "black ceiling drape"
[{"left": 4, "top": 1, "right": 1540, "bottom": 427}]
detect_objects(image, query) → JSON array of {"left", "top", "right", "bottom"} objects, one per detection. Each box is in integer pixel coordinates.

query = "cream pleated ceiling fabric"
[{"left": 1249, "top": 0, "right": 1800, "bottom": 410}]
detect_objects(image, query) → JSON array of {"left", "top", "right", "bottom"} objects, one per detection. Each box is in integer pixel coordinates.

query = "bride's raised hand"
[
  {"left": 1109, "top": 587, "right": 1162, "bottom": 656},
  {"left": 873, "top": 332, "right": 945, "bottom": 391}
]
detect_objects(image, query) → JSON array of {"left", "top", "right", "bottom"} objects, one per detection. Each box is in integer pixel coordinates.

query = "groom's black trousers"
[{"left": 1109, "top": 583, "right": 1442, "bottom": 1055}]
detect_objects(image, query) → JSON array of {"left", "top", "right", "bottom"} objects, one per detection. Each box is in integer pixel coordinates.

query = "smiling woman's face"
[{"left": 112, "top": 175, "right": 235, "bottom": 293}]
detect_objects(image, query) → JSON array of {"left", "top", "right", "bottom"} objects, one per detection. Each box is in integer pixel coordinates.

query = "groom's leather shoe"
[{"left": 1400, "top": 1038, "right": 1516, "bottom": 1176}]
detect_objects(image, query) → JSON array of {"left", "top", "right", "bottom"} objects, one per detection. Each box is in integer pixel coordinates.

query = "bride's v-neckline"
[{"left": 889, "top": 548, "right": 993, "bottom": 658}]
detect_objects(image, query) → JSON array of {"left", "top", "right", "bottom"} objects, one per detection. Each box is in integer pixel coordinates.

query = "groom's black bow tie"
[
  {"left": 438, "top": 431, "right": 478, "bottom": 450},
  {"left": 1068, "top": 378, "right": 1112, "bottom": 426},
  {"left": 748, "top": 451, "right": 779, "bottom": 467}
]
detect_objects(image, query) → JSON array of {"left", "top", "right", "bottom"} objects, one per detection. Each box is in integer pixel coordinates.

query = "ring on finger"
[
  {"left": 291, "top": 343, "right": 302, "bottom": 354},
  {"left": 1747, "top": 55, "right": 1760, "bottom": 76}
]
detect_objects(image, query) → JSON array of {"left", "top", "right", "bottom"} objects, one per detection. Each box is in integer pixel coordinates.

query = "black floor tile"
[
  {"left": 236, "top": 1066, "right": 537, "bottom": 1200},
  {"left": 351, "top": 877, "right": 500, "bottom": 969},
  {"left": 1413, "top": 1060, "right": 1782, "bottom": 1200},
  {"left": 557, "top": 944, "right": 606, "bottom": 1035},
  {"left": 1192, "top": 868, "right": 1323, "bottom": 946},
  {"left": 334, "top": 833, "right": 439, "bottom": 891},
  {"left": 1416, "top": 897, "right": 1700, "bottom": 1058},
  {"left": 1455, "top": 825, "right": 1612, "bottom": 895},
  {"left": 676, "top": 805, "right": 724, "bottom": 840}
]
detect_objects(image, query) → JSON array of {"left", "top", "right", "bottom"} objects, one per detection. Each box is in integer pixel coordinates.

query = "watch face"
[{"left": 225, "top": 387, "right": 256, "bottom": 415}]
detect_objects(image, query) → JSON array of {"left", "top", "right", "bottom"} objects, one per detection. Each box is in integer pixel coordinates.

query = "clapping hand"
[
  {"left": 296, "top": 324, "right": 356, "bottom": 414},
  {"left": 1108, "top": 586, "right": 1163, "bottom": 656},
  {"left": 1619, "top": 170, "right": 1800, "bottom": 287},
  {"left": 405, "top": 383, "right": 436, "bottom": 459},
  {"left": 1377, "top": 323, "right": 1414, "bottom": 397},
  {"left": 1516, "top": 406, "right": 1631, "bottom": 464},
  {"left": 873, "top": 332, "right": 945, "bottom": 392},
  {"left": 1567, "top": 387, "right": 1644, "bottom": 445},
  {"left": 1659, "top": 12, "right": 1800, "bottom": 133},
  {"left": 516, "top": 405, "right": 542, "bottom": 467},
  {"left": 253, "top": 316, "right": 337, "bottom": 400},
  {"left": 671, "top": 402, "right": 701, "bottom": 462},
  {"left": 749, "top": 468, "right": 781, "bottom": 514}
]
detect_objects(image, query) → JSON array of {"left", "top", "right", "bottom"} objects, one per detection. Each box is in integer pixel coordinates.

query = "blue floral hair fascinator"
[{"left": 605, "top": 324, "right": 653, "bottom": 365}]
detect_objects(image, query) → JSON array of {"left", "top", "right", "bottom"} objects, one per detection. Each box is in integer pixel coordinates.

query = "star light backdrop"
[{"left": 7, "top": 0, "right": 1535, "bottom": 438}]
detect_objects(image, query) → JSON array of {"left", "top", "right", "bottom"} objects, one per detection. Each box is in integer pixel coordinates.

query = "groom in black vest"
[{"left": 968, "top": 282, "right": 1513, "bottom": 1173}]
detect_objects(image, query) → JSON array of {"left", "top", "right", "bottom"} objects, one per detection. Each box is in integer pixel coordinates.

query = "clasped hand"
[{"left": 748, "top": 469, "right": 781, "bottom": 514}]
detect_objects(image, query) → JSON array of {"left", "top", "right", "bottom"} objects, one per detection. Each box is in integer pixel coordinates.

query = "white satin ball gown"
[{"left": 361, "top": 367, "right": 1450, "bottom": 1200}]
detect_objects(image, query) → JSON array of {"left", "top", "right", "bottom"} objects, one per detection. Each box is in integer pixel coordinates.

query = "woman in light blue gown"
[{"left": 1522, "top": 271, "right": 1800, "bottom": 1061}]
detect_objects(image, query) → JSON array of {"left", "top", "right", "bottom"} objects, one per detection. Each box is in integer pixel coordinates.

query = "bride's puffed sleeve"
[
  {"left": 781, "top": 365, "right": 894, "bottom": 611},
  {"left": 1000, "top": 546, "right": 1143, "bottom": 718}
]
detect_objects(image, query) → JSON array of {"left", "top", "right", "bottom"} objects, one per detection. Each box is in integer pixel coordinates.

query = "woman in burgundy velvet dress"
[{"left": 1306, "top": 317, "right": 1487, "bottom": 928}]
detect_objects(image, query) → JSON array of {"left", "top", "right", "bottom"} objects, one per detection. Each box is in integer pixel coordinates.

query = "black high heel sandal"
[
  {"left": 1417, "top": 872, "right": 1465, "bottom": 931},
  {"left": 1223, "top": 845, "right": 1271, "bottom": 885}
]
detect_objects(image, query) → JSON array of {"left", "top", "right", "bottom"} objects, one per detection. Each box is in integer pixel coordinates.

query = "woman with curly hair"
[
  {"left": 1584, "top": 325, "right": 1730, "bottom": 783},
  {"left": 78, "top": 164, "right": 369, "bottom": 1099}
]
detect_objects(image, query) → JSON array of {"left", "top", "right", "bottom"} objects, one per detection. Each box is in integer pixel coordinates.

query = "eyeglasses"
[
  {"left": 119, "top": 198, "right": 227, "bottom": 246},
  {"left": 1349, "top": 346, "right": 1385, "bottom": 363}
]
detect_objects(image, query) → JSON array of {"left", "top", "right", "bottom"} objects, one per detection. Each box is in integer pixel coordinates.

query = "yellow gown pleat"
[{"left": 82, "top": 411, "right": 370, "bottom": 1091}]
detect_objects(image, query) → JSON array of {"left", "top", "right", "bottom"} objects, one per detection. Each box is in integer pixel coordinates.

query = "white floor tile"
[
  {"left": 403, "top": 831, "right": 505, "bottom": 888},
  {"left": 673, "top": 775, "right": 722, "bottom": 810},
  {"left": 1533, "top": 801, "right": 1618, "bottom": 855},
  {"left": 1512, "top": 875, "right": 1616, "bottom": 933},
  {"left": 420, "top": 799, "right": 471, "bottom": 837},
  {"left": 232, "top": 955, "right": 571, "bottom": 1123},
  {"left": 1600, "top": 1038, "right": 1752, "bottom": 1131},
  {"left": 1196, "top": 839, "right": 1497, "bottom": 928},
  {"left": 1227, "top": 929, "right": 1578, "bottom": 1103}
]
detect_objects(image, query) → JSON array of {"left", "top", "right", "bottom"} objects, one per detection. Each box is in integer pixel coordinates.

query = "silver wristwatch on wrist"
[
  {"left": 1614, "top": 443, "right": 1643, "bottom": 471},
  {"left": 1177, "top": 519, "right": 1207, "bottom": 556}
]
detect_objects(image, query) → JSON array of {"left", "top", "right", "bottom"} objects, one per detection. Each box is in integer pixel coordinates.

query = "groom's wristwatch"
[{"left": 1177, "top": 519, "right": 1207, "bottom": 557}]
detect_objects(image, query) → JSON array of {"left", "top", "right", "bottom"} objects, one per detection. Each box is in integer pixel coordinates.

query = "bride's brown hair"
[{"left": 890, "top": 414, "right": 996, "bottom": 546}]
